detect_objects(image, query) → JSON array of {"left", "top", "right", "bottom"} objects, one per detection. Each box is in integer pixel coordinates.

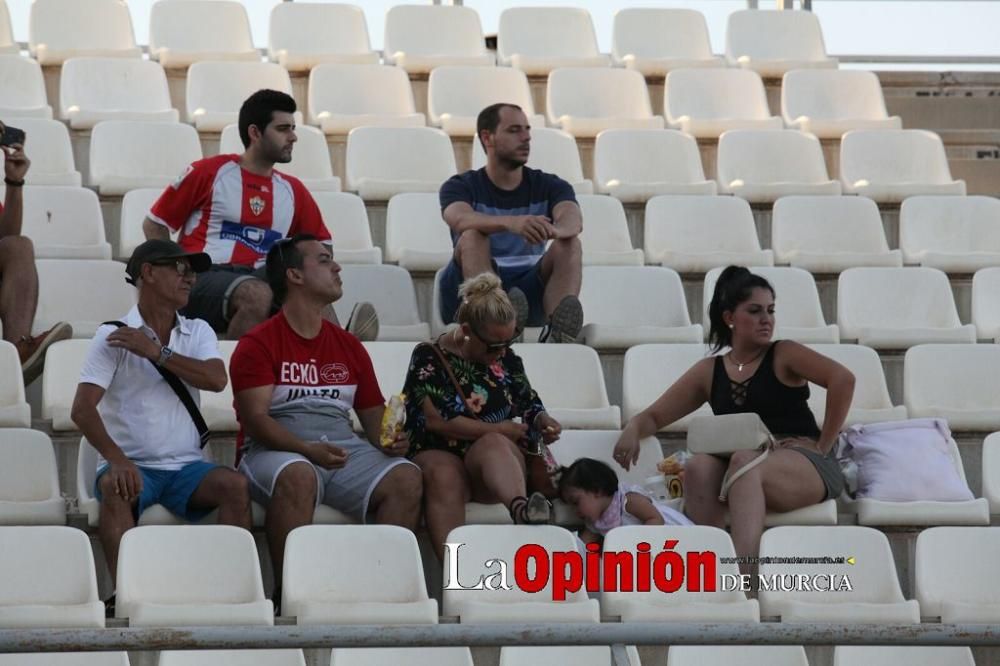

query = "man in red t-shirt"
[
  {"left": 141, "top": 90, "right": 377, "bottom": 341},
  {"left": 230, "top": 234, "right": 421, "bottom": 595}
]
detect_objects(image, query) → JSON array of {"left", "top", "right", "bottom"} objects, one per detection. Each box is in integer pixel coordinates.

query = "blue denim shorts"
[{"left": 95, "top": 460, "right": 219, "bottom": 522}]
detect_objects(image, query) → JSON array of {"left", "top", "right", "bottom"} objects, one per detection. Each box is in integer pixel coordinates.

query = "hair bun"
[{"left": 458, "top": 272, "right": 503, "bottom": 303}]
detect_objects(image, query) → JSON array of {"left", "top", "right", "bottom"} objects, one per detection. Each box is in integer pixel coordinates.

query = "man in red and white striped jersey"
[{"left": 141, "top": 90, "right": 377, "bottom": 341}]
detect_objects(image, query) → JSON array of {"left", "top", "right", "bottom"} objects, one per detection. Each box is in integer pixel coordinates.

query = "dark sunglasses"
[
  {"left": 472, "top": 327, "right": 516, "bottom": 352},
  {"left": 152, "top": 260, "right": 195, "bottom": 277}
]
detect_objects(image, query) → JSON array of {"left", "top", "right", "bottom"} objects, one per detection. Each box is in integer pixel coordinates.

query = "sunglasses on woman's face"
[{"left": 472, "top": 327, "right": 516, "bottom": 352}]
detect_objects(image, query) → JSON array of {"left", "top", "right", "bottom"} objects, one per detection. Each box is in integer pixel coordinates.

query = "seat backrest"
[
  {"left": 973, "top": 267, "right": 1000, "bottom": 340},
  {"left": 782, "top": 70, "right": 889, "bottom": 123},
  {"left": 703, "top": 266, "right": 827, "bottom": 329},
  {"left": 21, "top": 186, "right": 108, "bottom": 252},
  {"left": 511, "top": 343, "right": 611, "bottom": 411},
  {"left": 622, "top": 344, "right": 712, "bottom": 422},
  {"left": 669, "top": 646, "right": 808, "bottom": 666},
  {"left": 805, "top": 344, "right": 897, "bottom": 420},
  {"left": 0, "top": 526, "right": 98, "bottom": 605},
  {"left": 717, "top": 130, "right": 831, "bottom": 184},
  {"left": 833, "top": 646, "right": 975, "bottom": 666},
  {"left": 547, "top": 68, "right": 653, "bottom": 121},
  {"left": 498, "top": 7, "right": 601, "bottom": 61},
  {"left": 333, "top": 265, "right": 422, "bottom": 326},
  {"left": 29, "top": 0, "right": 137, "bottom": 59},
  {"left": 0, "top": 1, "right": 14, "bottom": 52},
  {"left": 665, "top": 69, "right": 772, "bottom": 123},
  {"left": 0, "top": 429, "right": 59, "bottom": 502},
  {"left": 384, "top": 192, "right": 452, "bottom": 261},
  {"left": 612, "top": 8, "right": 714, "bottom": 61},
  {"left": 0, "top": 55, "right": 48, "bottom": 110},
  {"left": 838, "top": 267, "right": 961, "bottom": 332},
  {"left": 42, "top": 339, "right": 90, "bottom": 422},
  {"left": 581, "top": 266, "right": 693, "bottom": 328},
  {"left": 220, "top": 123, "right": 333, "bottom": 182},
  {"left": 645, "top": 195, "right": 762, "bottom": 256},
  {"left": 345, "top": 127, "right": 456, "bottom": 189},
  {"left": 726, "top": 9, "right": 829, "bottom": 62},
  {"left": 313, "top": 192, "right": 375, "bottom": 255},
  {"left": 384, "top": 5, "right": 487, "bottom": 60},
  {"left": 34, "top": 260, "right": 137, "bottom": 334},
  {"left": 309, "top": 64, "right": 417, "bottom": 119},
  {"left": 576, "top": 194, "right": 635, "bottom": 255},
  {"left": 0, "top": 341, "right": 26, "bottom": 414},
  {"left": 361, "top": 341, "right": 418, "bottom": 397},
  {"left": 899, "top": 195, "right": 1000, "bottom": 257},
  {"left": 772, "top": 196, "right": 890, "bottom": 258},
  {"left": 904, "top": 344, "right": 1000, "bottom": 415},
  {"left": 269, "top": 2, "right": 371, "bottom": 60},
  {"left": 472, "top": 127, "right": 584, "bottom": 186},
  {"left": 594, "top": 129, "right": 707, "bottom": 188},
  {"left": 546, "top": 430, "right": 663, "bottom": 485},
  {"left": 915, "top": 527, "right": 1000, "bottom": 616},
  {"left": 149, "top": 0, "right": 254, "bottom": 56},
  {"left": 60, "top": 57, "right": 171, "bottom": 116},
  {"left": 840, "top": 129, "right": 955, "bottom": 186},
  {"left": 90, "top": 120, "right": 202, "bottom": 186},
  {"left": 120, "top": 188, "right": 166, "bottom": 258},
  {"left": 186, "top": 62, "right": 293, "bottom": 120},
  {"left": 13, "top": 117, "right": 77, "bottom": 184},
  {"left": 428, "top": 66, "right": 535, "bottom": 125}
]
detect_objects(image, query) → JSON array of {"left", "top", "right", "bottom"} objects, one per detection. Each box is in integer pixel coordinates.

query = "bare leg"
[
  {"left": 454, "top": 230, "right": 494, "bottom": 279},
  {"left": 463, "top": 433, "right": 527, "bottom": 506},
  {"left": 0, "top": 236, "right": 37, "bottom": 342},
  {"left": 414, "top": 450, "right": 471, "bottom": 562},
  {"left": 97, "top": 474, "right": 137, "bottom": 582},
  {"left": 187, "top": 467, "right": 252, "bottom": 529},
  {"left": 538, "top": 236, "right": 582, "bottom": 316},
  {"left": 368, "top": 463, "right": 422, "bottom": 531},
  {"left": 684, "top": 453, "right": 728, "bottom": 529},
  {"left": 264, "top": 462, "right": 317, "bottom": 591},
  {"left": 226, "top": 278, "right": 273, "bottom": 340}
]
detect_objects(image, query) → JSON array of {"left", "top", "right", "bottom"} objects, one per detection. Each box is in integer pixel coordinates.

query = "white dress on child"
[{"left": 586, "top": 484, "right": 693, "bottom": 535}]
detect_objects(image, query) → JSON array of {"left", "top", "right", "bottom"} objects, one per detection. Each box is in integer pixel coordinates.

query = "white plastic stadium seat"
[
  {"left": 546, "top": 68, "right": 664, "bottom": 138},
  {"left": 268, "top": 2, "right": 377, "bottom": 71},
  {"left": 89, "top": 121, "right": 202, "bottom": 196},
  {"left": 116, "top": 525, "right": 272, "bottom": 626},
  {"left": 21, "top": 186, "right": 112, "bottom": 259},
  {"left": 899, "top": 195, "right": 1000, "bottom": 271},
  {"left": 716, "top": 130, "right": 842, "bottom": 202},
  {"left": 840, "top": 130, "right": 966, "bottom": 203},
  {"left": 442, "top": 525, "right": 600, "bottom": 623},
  {"left": 313, "top": 192, "right": 381, "bottom": 264},
  {"left": 644, "top": 196, "right": 772, "bottom": 272},
  {"left": 383, "top": 5, "right": 492, "bottom": 74},
  {"left": 0, "top": 526, "right": 104, "bottom": 628},
  {"left": 593, "top": 129, "right": 716, "bottom": 203},
  {"left": 0, "top": 1, "right": 15, "bottom": 54},
  {"left": 119, "top": 188, "right": 165, "bottom": 259},
  {"left": 200, "top": 340, "right": 237, "bottom": 432},
  {"left": 427, "top": 66, "right": 541, "bottom": 136},
  {"left": 664, "top": 69, "right": 782, "bottom": 139},
  {"left": 160, "top": 651, "right": 305, "bottom": 666},
  {"left": 361, "top": 342, "right": 417, "bottom": 399},
  {"left": 0, "top": 654, "right": 130, "bottom": 666},
  {"left": 576, "top": 194, "right": 644, "bottom": 266},
  {"left": 60, "top": 58, "right": 177, "bottom": 129},
  {"left": 603, "top": 526, "right": 759, "bottom": 622},
  {"left": 13, "top": 118, "right": 81, "bottom": 186},
  {"left": 282, "top": 525, "right": 437, "bottom": 624},
  {"left": 29, "top": 0, "right": 141, "bottom": 65},
  {"left": 669, "top": 647, "right": 807, "bottom": 666},
  {"left": 502, "top": 646, "right": 640, "bottom": 666},
  {"left": 0, "top": 55, "right": 52, "bottom": 118},
  {"left": 806, "top": 344, "right": 907, "bottom": 426},
  {"left": 219, "top": 124, "right": 340, "bottom": 192},
  {"left": 497, "top": 7, "right": 610, "bottom": 75},
  {"left": 781, "top": 70, "right": 901, "bottom": 138},
  {"left": 308, "top": 64, "right": 425, "bottom": 135},
  {"left": 985, "top": 433, "right": 1000, "bottom": 515},
  {"left": 837, "top": 267, "right": 976, "bottom": 347},
  {"left": 579, "top": 266, "right": 703, "bottom": 349},
  {"left": 42, "top": 339, "right": 89, "bottom": 431},
  {"left": 512, "top": 344, "right": 620, "bottom": 429},
  {"left": 612, "top": 8, "right": 724, "bottom": 76},
  {"left": 149, "top": 0, "right": 258, "bottom": 68},
  {"left": 345, "top": 127, "right": 456, "bottom": 200},
  {"left": 384, "top": 193, "right": 452, "bottom": 271},
  {"left": 331, "top": 649, "right": 472, "bottom": 666},
  {"left": 771, "top": 196, "right": 901, "bottom": 272},
  {"left": 35, "top": 260, "right": 136, "bottom": 338},
  {"left": 0, "top": 429, "right": 64, "bottom": 524},
  {"left": 703, "top": 266, "right": 839, "bottom": 343},
  {"left": 186, "top": 62, "right": 295, "bottom": 132},
  {"left": 472, "top": 127, "right": 592, "bottom": 195},
  {"left": 834, "top": 646, "right": 975, "bottom": 666},
  {"left": 622, "top": 344, "right": 713, "bottom": 431},
  {"left": 916, "top": 527, "right": 1000, "bottom": 623},
  {"left": 0, "top": 342, "right": 29, "bottom": 427},
  {"left": 725, "top": 9, "right": 837, "bottom": 77},
  {"left": 904, "top": 344, "right": 1000, "bottom": 431},
  {"left": 333, "top": 265, "right": 429, "bottom": 341},
  {"left": 758, "top": 526, "right": 919, "bottom": 624},
  {"left": 973, "top": 268, "right": 1000, "bottom": 342}
]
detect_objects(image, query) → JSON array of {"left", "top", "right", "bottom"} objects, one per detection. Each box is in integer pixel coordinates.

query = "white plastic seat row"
[
  {"left": 899, "top": 195, "right": 1000, "bottom": 272},
  {"left": 904, "top": 344, "right": 1000, "bottom": 432},
  {"left": 149, "top": 0, "right": 257, "bottom": 68},
  {"left": 594, "top": 130, "right": 717, "bottom": 203},
  {"left": 717, "top": 130, "right": 841, "bottom": 202},
  {"left": 497, "top": 7, "right": 609, "bottom": 75},
  {"left": 383, "top": 4, "right": 492, "bottom": 74},
  {"left": 0, "top": 342, "right": 29, "bottom": 427},
  {"left": 471, "top": 127, "right": 593, "bottom": 195},
  {"left": 428, "top": 66, "right": 541, "bottom": 137},
  {"left": 186, "top": 61, "right": 297, "bottom": 132},
  {"left": 20, "top": 186, "right": 112, "bottom": 259},
  {"left": 5, "top": 118, "right": 80, "bottom": 186},
  {"left": 29, "top": 0, "right": 141, "bottom": 65},
  {"left": 345, "top": 127, "right": 456, "bottom": 200},
  {"left": 725, "top": 9, "right": 837, "bottom": 76},
  {"left": 546, "top": 68, "right": 664, "bottom": 138},
  {"left": 0, "top": 55, "right": 52, "bottom": 118},
  {"left": 781, "top": 70, "right": 901, "bottom": 139},
  {"left": 268, "top": 2, "right": 377, "bottom": 71},
  {"left": 0, "top": 429, "right": 64, "bottom": 524},
  {"left": 60, "top": 57, "right": 177, "bottom": 129},
  {"left": 90, "top": 120, "right": 202, "bottom": 196},
  {"left": 34, "top": 260, "right": 136, "bottom": 339},
  {"left": 665, "top": 69, "right": 781, "bottom": 139},
  {"left": 973, "top": 268, "right": 1000, "bottom": 342},
  {"left": 308, "top": 64, "right": 424, "bottom": 135},
  {"left": 611, "top": 8, "right": 724, "bottom": 76},
  {"left": 840, "top": 130, "right": 966, "bottom": 203}
]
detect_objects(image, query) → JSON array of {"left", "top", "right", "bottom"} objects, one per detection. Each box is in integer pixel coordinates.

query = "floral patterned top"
[{"left": 403, "top": 342, "right": 547, "bottom": 458}]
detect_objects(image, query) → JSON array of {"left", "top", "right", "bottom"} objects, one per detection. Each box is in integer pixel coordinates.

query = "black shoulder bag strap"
[{"left": 103, "top": 321, "right": 211, "bottom": 448}]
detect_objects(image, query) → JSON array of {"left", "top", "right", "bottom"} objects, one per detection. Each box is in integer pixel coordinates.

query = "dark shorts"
[
  {"left": 788, "top": 446, "right": 846, "bottom": 501},
  {"left": 439, "top": 259, "right": 545, "bottom": 326},
  {"left": 182, "top": 265, "right": 270, "bottom": 333},
  {"left": 95, "top": 460, "right": 219, "bottom": 522}
]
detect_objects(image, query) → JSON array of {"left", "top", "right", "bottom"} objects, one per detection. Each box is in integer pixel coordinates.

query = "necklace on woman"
[{"left": 728, "top": 347, "right": 766, "bottom": 372}]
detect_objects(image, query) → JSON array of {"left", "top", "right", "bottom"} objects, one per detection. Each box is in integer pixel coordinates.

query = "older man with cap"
[{"left": 71, "top": 239, "right": 252, "bottom": 594}]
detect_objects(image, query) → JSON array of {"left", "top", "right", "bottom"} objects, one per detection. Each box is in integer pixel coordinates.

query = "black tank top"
[{"left": 709, "top": 341, "right": 821, "bottom": 438}]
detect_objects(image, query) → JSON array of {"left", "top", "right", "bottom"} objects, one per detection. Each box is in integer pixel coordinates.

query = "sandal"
[{"left": 509, "top": 492, "right": 552, "bottom": 525}]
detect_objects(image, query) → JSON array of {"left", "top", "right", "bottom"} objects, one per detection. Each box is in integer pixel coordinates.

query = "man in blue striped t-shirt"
[{"left": 438, "top": 103, "right": 584, "bottom": 343}]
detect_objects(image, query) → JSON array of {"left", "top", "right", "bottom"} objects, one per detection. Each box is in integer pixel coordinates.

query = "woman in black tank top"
[{"left": 614, "top": 267, "right": 855, "bottom": 576}]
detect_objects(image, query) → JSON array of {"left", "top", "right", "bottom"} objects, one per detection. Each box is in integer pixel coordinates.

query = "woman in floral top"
[{"left": 403, "top": 273, "right": 563, "bottom": 560}]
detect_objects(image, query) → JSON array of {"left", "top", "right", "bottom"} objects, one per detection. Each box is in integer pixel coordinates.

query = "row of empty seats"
[{"left": 4, "top": 1, "right": 836, "bottom": 76}]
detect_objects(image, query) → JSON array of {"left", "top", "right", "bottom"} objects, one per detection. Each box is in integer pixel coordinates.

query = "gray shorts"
[
  {"left": 238, "top": 437, "right": 415, "bottom": 523},
  {"left": 182, "top": 265, "right": 270, "bottom": 333}
]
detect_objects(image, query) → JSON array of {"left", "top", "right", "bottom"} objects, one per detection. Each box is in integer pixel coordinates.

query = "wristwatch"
[{"left": 156, "top": 345, "right": 174, "bottom": 367}]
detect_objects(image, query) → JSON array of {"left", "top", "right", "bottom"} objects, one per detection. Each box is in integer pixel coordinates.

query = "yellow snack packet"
[{"left": 380, "top": 393, "right": 407, "bottom": 447}]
